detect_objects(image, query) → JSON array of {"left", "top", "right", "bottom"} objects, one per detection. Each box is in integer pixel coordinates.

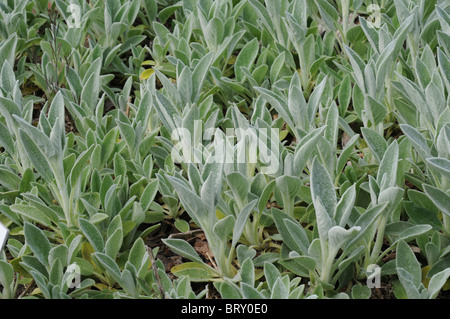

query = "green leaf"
[
  {"left": 174, "top": 219, "right": 190, "bottom": 233},
  {"left": 272, "top": 209, "right": 309, "bottom": 255},
  {"left": 92, "top": 252, "right": 122, "bottom": 283},
  {"left": 264, "top": 262, "right": 281, "bottom": 292},
  {"left": 307, "top": 77, "right": 327, "bottom": 124},
  {"left": 227, "top": 172, "right": 249, "bottom": 208},
  {"left": 367, "top": 96, "right": 387, "bottom": 125},
  {"left": 0, "top": 121, "right": 15, "bottom": 155},
  {"left": 10, "top": 204, "right": 52, "bottom": 227},
  {"left": 377, "top": 140, "right": 399, "bottom": 191},
  {"left": 361, "top": 127, "right": 387, "bottom": 163},
  {"left": 343, "top": 202, "right": 388, "bottom": 253},
  {"left": 105, "top": 228, "right": 123, "bottom": 259},
  {"left": 271, "top": 277, "right": 289, "bottom": 299},
  {"left": 396, "top": 240, "right": 421, "bottom": 288},
  {"left": 0, "top": 168, "right": 20, "bottom": 191},
  {"left": 315, "top": 0, "right": 339, "bottom": 31},
  {"left": 255, "top": 86, "right": 295, "bottom": 133},
  {"left": 311, "top": 157, "right": 336, "bottom": 217},
  {"left": 270, "top": 52, "right": 286, "bottom": 83},
  {"left": 128, "top": 238, "right": 148, "bottom": 274},
  {"left": 336, "top": 134, "right": 359, "bottom": 177},
  {"left": 24, "top": 222, "right": 51, "bottom": 267},
  {"left": 215, "top": 281, "right": 241, "bottom": 299},
  {"left": 404, "top": 201, "right": 442, "bottom": 230},
  {"left": 140, "top": 179, "right": 159, "bottom": 212},
  {"left": 236, "top": 245, "right": 257, "bottom": 265},
  {"left": 314, "top": 197, "right": 333, "bottom": 243},
  {"left": 167, "top": 175, "right": 206, "bottom": 227},
  {"left": 275, "top": 175, "right": 302, "bottom": 209},
  {"left": 80, "top": 57, "right": 102, "bottom": 111},
  {"left": 394, "top": 224, "right": 432, "bottom": 244},
  {"left": 351, "top": 285, "right": 371, "bottom": 299},
  {"left": 18, "top": 130, "right": 54, "bottom": 182},
  {"left": 0, "top": 33, "right": 17, "bottom": 66},
  {"left": 334, "top": 184, "right": 356, "bottom": 228},
  {"left": 78, "top": 218, "right": 104, "bottom": 253},
  {"left": 423, "top": 184, "right": 450, "bottom": 217},
  {"left": 70, "top": 145, "right": 94, "bottom": 187},
  {"left": 235, "top": 38, "right": 259, "bottom": 82},
  {"left": 257, "top": 180, "right": 276, "bottom": 212},
  {"left": 213, "top": 215, "right": 235, "bottom": 240},
  {"left": 240, "top": 282, "right": 265, "bottom": 299},
  {"left": 170, "top": 262, "right": 217, "bottom": 282},
  {"left": 344, "top": 45, "right": 366, "bottom": 93},
  {"left": 192, "top": 51, "right": 214, "bottom": 103},
  {"left": 162, "top": 238, "right": 204, "bottom": 265},
  {"left": 325, "top": 103, "right": 339, "bottom": 148},
  {"left": 428, "top": 268, "right": 450, "bottom": 299},
  {"left": 293, "top": 126, "right": 325, "bottom": 175},
  {"left": 113, "top": 153, "right": 127, "bottom": 178},
  {"left": 328, "top": 225, "right": 361, "bottom": 255},
  {"left": 396, "top": 267, "right": 421, "bottom": 299},
  {"left": 399, "top": 125, "right": 430, "bottom": 161},
  {"left": 0, "top": 261, "right": 14, "bottom": 296},
  {"left": 240, "top": 258, "right": 255, "bottom": 286},
  {"left": 427, "top": 157, "right": 450, "bottom": 179},
  {"left": 116, "top": 119, "right": 136, "bottom": 155},
  {"left": 232, "top": 200, "right": 258, "bottom": 248}
]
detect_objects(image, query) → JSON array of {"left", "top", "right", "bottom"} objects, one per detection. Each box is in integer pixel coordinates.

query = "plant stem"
[{"left": 368, "top": 215, "right": 387, "bottom": 265}]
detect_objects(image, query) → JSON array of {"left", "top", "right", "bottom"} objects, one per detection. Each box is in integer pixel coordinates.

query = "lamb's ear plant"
[
  {"left": 1, "top": 0, "right": 450, "bottom": 300},
  {"left": 12, "top": 91, "right": 83, "bottom": 228},
  {"left": 344, "top": 14, "right": 414, "bottom": 134},
  {"left": 91, "top": 238, "right": 171, "bottom": 299},
  {"left": 395, "top": 240, "right": 450, "bottom": 299},
  {"left": 0, "top": 60, "right": 34, "bottom": 174},
  {"left": 162, "top": 157, "right": 262, "bottom": 280},
  {"left": 20, "top": 222, "right": 95, "bottom": 299},
  {"left": 214, "top": 258, "right": 318, "bottom": 299},
  {"left": 273, "top": 156, "right": 388, "bottom": 294}
]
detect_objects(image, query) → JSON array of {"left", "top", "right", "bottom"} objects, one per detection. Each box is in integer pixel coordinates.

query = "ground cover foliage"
[{"left": 0, "top": 0, "right": 450, "bottom": 299}]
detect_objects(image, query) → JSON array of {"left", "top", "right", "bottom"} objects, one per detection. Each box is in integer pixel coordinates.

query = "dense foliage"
[{"left": 0, "top": 0, "right": 449, "bottom": 299}]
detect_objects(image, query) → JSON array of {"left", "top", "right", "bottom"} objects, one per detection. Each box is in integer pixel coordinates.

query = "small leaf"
[
  {"left": 140, "top": 68, "right": 154, "bottom": 80},
  {"left": 174, "top": 219, "right": 190, "bottom": 233},
  {"left": 396, "top": 240, "right": 421, "bottom": 289},
  {"left": 351, "top": 285, "right": 371, "bottom": 299}
]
